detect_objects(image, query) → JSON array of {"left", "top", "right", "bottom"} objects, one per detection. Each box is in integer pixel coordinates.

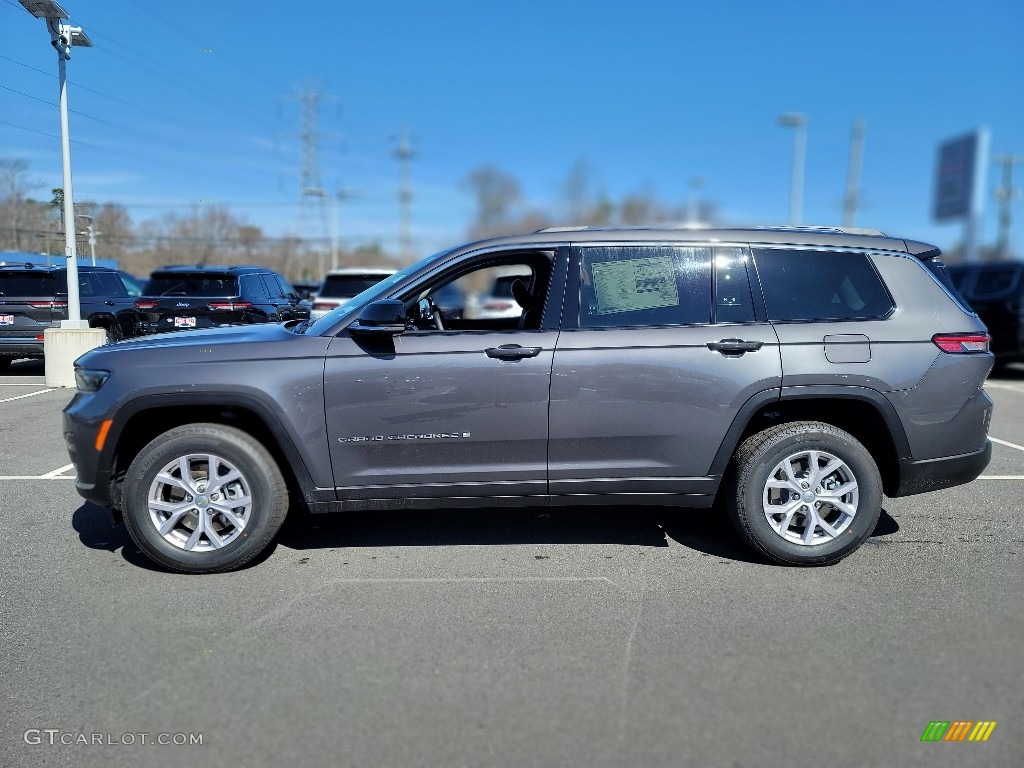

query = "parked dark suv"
[
  {"left": 0, "top": 264, "right": 140, "bottom": 370},
  {"left": 133, "top": 265, "right": 309, "bottom": 335},
  {"left": 64, "top": 227, "right": 993, "bottom": 573},
  {"left": 948, "top": 262, "right": 1024, "bottom": 365}
]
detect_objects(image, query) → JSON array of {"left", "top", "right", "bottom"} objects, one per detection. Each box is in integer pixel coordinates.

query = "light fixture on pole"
[
  {"left": 19, "top": 0, "right": 92, "bottom": 328},
  {"left": 76, "top": 213, "right": 96, "bottom": 266},
  {"left": 778, "top": 112, "right": 808, "bottom": 226}
]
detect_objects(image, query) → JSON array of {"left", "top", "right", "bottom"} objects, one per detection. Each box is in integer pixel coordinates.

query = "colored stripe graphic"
[
  {"left": 944, "top": 721, "right": 973, "bottom": 741},
  {"left": 968, "top": 721, "right": 997, "bottom": 742},
  {"left": 921, "top": 722, "right": 949, "bottom": 742}
]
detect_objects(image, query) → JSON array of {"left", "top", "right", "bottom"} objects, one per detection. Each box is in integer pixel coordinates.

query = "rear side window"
[
  {"left": 753, "top": 249, "right": 894, "bottom": 322},
  {"left": 89, "top": 272, "right": 127, "bottom": 298},
  {"left": 242, "top": 274, "right": 269, "bottom": 299},
  {"left": 579, "top": 245, "right": 711, "bottom": 328},
  {"left": 0, "top": 272, "right": 59, "bottom": 297},
  {"left": 972, "top": 268, "right": 1019, "bottom": 299},
  {"left": 144, "top": 273, "right": 238, "bottom": 297}
]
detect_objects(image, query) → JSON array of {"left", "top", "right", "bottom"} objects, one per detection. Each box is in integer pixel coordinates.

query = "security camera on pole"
[{"left": 19, "top": 1, "right": 106, "bottom": 386}]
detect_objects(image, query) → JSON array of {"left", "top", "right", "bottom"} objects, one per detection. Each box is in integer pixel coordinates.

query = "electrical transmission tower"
[
  {"left": 393, "top": 127, "right": 416, "bottom": 262},
  {"left": 283, "top": 88, "right": 338, "bottom": 277}
]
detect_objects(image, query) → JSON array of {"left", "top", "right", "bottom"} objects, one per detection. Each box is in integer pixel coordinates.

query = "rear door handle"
[
  {"left": 707, "top": 338, "right": 764, "bottom": 356},
  {"left": 485, "top": 345, "right": 542, "bottom": 361}
]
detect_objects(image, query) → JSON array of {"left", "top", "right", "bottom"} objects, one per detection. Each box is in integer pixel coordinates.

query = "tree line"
[{"left": 1, "top": 157, "right": 717, "bottom": 280}]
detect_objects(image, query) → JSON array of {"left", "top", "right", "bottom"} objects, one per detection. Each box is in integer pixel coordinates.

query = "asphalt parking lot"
[{"left": 0, "top": 358, "right": 1021, "bottom": 768}]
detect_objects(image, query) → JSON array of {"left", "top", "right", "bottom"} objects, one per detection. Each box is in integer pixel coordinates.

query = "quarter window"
[
  {"left": 753, "top": 249, "right": 894, "bottom": 322},
  {"left": 579, "top": 246, "right": 711, "bottom": 328}
]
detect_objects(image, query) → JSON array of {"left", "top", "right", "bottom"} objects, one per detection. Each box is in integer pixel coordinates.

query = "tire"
[
  {"left": 725, "top": 421, "right": 882, "bottom": 565},
  {"left": 0, "top": 357, "right": 11, "bottom": 373},
  {"left": 122, "top": 423, "right": 289, "bottom": 573}
]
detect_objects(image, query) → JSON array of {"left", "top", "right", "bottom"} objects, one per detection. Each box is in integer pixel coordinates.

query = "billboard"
[{"left": 933, "top": 130, "right": 989, "bottom": 222}]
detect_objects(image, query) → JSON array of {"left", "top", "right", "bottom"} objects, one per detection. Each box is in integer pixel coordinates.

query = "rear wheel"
[
  {"left": 0, "top": 357, "right": 10, "bottom": 372},
  {"left": 726, "top": 421, "right": 881, "bottom": 565},
  {"left": 122, "top": 423, "right": 289, "bottom": 573}
]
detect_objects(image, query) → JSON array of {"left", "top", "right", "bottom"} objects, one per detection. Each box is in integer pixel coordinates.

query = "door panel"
[
  {"left": 549, "top": 324, "right": 782, "bottom": 494},
  {"left": 325, "top": 330, "right": 557, "bottom": 498}
]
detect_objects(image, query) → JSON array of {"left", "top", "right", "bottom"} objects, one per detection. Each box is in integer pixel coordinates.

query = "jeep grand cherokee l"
[
  {"left": 64, "top": 227, "right": 993, "bottom": 573},
  {"left": 133, "top": 265, "right": 308, "bottom": 334},
  {"left": 0, "top": 264, "right": 139, "bottom": 370}
]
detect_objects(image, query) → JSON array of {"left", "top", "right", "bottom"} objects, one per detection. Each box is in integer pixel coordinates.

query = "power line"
[{"left": 0, "top": 118, "right": 101, "bottom": 149}]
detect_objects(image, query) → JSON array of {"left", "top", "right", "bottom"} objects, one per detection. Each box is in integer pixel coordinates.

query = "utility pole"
[
  {"left": 842, "top": 119, "right": 865, "bottom": 227},
  {"left": 393, "top": 127, "right": 416, "bottom": 261},
  {"left": 993, "top": 154, "right": 1024, "bottom": 260},
  {"left": 778, "top": 113, "right": 808, "bottom": 226},
  {"left": 686, "top": 176, "right": 706, "bottom": 226},
  {"left": 76, "top": 213, "right": 96, "bottom": 265}
]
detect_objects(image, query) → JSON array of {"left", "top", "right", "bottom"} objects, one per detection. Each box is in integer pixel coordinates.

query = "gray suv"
[{"left": 63, "top": 227, "right": 994, "bottom": 573}]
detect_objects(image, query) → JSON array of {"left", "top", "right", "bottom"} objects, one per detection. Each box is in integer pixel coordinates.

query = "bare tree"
[
  {"left": 462, "top": 165, "right": 522, "bottom": 239},
  {"left": 0, "top": 158, "right": 40, "bottom": 251}
]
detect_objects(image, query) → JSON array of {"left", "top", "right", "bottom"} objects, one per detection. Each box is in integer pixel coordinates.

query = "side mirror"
[{"left": 350, "top": 299, "right": 407, "bottom": 336}]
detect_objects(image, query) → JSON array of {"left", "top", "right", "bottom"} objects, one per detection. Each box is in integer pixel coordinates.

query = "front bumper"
[
  {"left": 894, "top": 440, "right": 992, "bottom": 497},
  {"left": 63, "top": 398, "right": 115, "bottom": 508}
]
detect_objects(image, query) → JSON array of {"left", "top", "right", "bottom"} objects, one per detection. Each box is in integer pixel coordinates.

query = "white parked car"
[{"left": 310, "top": 268, "right": 395, "bottom": 319}]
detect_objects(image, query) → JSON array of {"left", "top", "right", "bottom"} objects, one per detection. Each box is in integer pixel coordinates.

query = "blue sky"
[{"left": 1, "top": 0, "right": 1022, "bottom": 259}]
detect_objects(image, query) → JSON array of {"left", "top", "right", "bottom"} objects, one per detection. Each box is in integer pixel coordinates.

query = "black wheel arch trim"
[
  {"left": 100, "top": 390, "right": 332, "bottom": 504},
  {"left": 708, "top": 385, "right": 912, "bottom": 477}
]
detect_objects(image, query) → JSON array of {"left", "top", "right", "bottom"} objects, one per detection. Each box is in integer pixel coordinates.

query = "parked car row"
[
  {"left": 0, "top": 263, "right": 315, "bottom": 369},
  {"left": 948, "top": 261, "right": 1024, "bottom": 365}
]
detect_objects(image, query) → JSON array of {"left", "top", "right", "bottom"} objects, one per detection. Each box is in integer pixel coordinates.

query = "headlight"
[{"left": 75, "top": 368, "right": 110, "bottom": 392}]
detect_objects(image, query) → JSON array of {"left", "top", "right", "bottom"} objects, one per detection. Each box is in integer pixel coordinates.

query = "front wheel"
[
  {"left": 122, "top": 423, "right": 289, "bottom": 573},
  {"left": 726, "top": 421, "right": 882, "bottom": 565}
]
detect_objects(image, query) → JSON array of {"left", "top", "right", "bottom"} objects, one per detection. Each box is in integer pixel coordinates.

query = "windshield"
[{"left": 302, "top": 248, "right": 456, "bottom": 334}]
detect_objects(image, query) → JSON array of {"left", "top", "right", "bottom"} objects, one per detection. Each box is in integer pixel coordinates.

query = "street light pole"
[
  {"left": 779, "top": 113, "right": 808, "bottom": 226},
  {"left": 20, "top": 1, "right": 92, "bottom": 328}
]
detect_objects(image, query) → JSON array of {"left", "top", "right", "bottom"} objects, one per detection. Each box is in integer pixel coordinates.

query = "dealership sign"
[{"left": 933, "top": 129, "right": 989, "bottom": 222}]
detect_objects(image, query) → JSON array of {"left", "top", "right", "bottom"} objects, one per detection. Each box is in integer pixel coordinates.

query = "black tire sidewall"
[
  {"left": 737, "top": 428, "right": 881, "bottom": 565},
  {"left": 123, "top": 427, "right": 286, "bottom": 573}
]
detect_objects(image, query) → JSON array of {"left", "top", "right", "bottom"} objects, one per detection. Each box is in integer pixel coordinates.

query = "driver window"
[{"left": 408, "top": 256, "right": 551, "bottom": 332}]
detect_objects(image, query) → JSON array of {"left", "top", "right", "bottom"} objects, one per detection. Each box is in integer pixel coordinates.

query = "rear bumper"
[
  {"left": 894, "top": 440, "right": 992, "bottom": 497},
  {"left": 0, "top": 337, "right": 45, "bottom": 358}
]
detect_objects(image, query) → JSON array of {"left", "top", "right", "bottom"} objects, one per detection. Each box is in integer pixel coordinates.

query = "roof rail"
[
  {"left": 534, "top": 224, "right": 888, "bottom": 236},
  {"left": 751, "top": 225, "right": 887, "bottom": 236}
]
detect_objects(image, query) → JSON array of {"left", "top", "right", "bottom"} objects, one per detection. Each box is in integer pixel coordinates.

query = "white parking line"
[
  {"left": 990, "top": 436, "right": 1024, "bottom": 453},
  {"left": 0, "top": 475, "right": 76, "bottom": 480},
  {"left": 979, "top": 475, "right": 1024, "bottom": 480},
  {"left": 0, "top": 389, "right": 53, "bottom": 404},
  {"left": 985, "top": 381, "right": 1024, "bottom": 394},
  {"left": 40, "top": 463, "right": 75, "bottom": 479}
]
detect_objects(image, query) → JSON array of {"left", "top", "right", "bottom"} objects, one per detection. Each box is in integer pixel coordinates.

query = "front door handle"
[
  {"left": 485, "top": 345, "right": 542, "bottom": 361},
  {"left": 707, "top": 338, "right": 764, "bottom": 356}
]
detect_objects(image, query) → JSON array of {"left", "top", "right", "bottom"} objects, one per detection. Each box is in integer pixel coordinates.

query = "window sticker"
[{"left": 591, "top": 256, "right": 679, "bottom": 314}]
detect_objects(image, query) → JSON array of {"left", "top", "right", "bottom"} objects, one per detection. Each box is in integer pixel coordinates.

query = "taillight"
[
  {"left": 312, "top": 301, "right": 335, "bottom": 310},
  {"left": 208, "top": 301, "right": 253, "bottom": 311},
  {"left": 484, "top": 301, "right": 514, "bottom": 311},
  {"left": 134, "top": 300, "right": 159, "bottom": 310},
  {"left": 932, "top": 333, "right": 990, "bottom": 353},
  {"left": 28, "top": 300, "right": 68, "bottom": 309}
]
